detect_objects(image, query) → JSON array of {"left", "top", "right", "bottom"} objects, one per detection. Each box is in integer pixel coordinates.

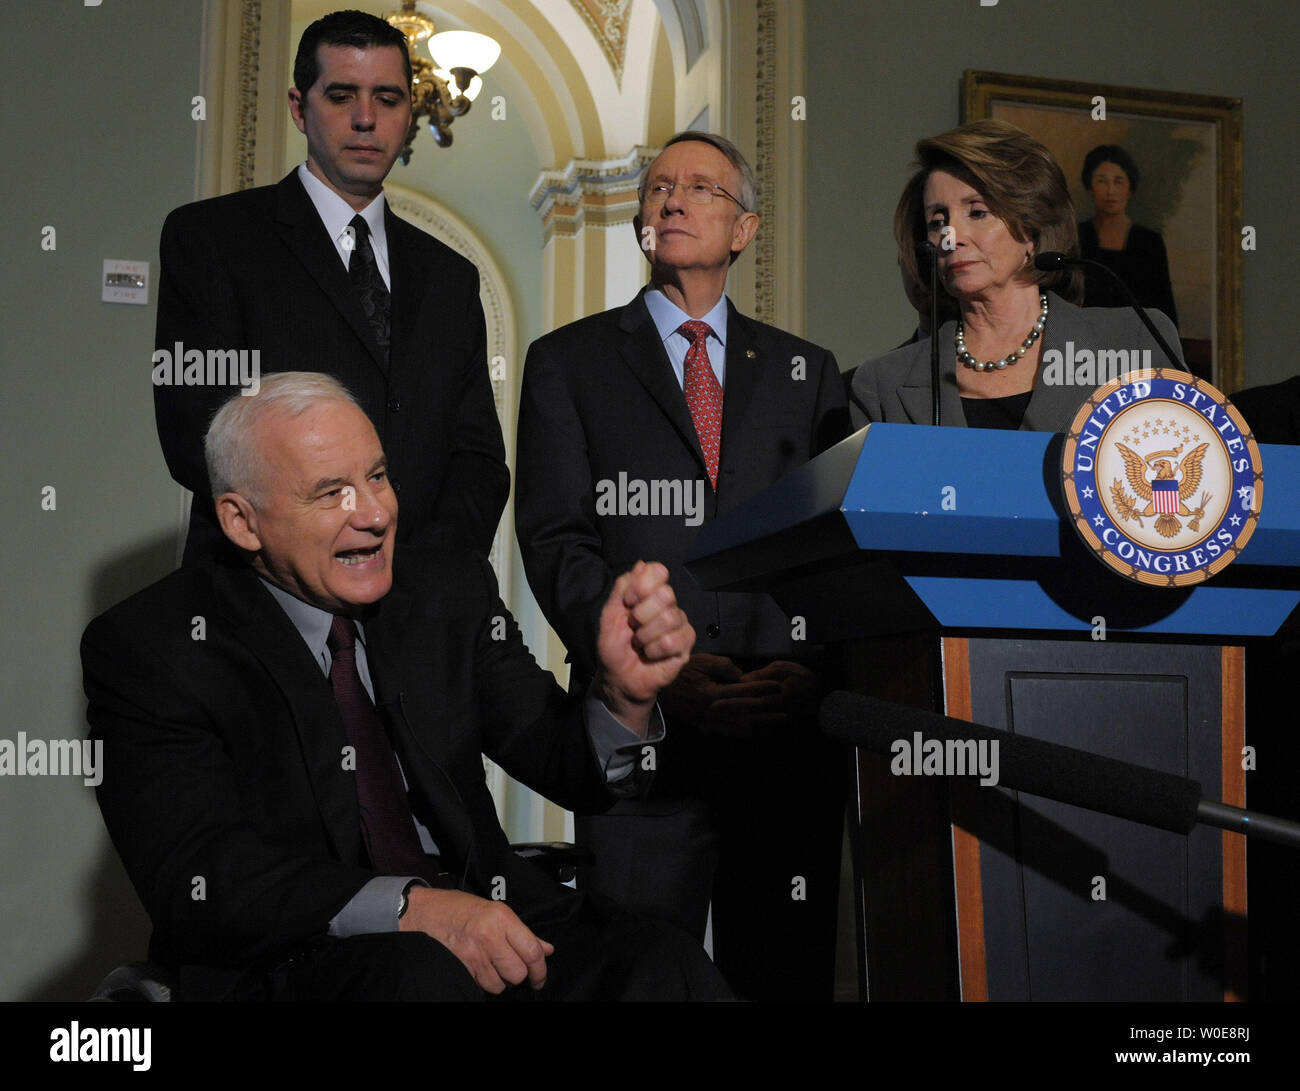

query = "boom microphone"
[{"left": 821, "top": 690, "right": 1300, "bottom": 847}]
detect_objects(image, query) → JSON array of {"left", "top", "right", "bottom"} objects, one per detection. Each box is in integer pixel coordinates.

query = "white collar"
[{"left": 296, "top": 162, "right": 387, "bottom": 247}]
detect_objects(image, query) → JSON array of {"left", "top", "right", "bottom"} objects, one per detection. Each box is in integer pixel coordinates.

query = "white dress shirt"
[
  {"left": 643, "top": 288, "right": 729, "bottom": 389},
  {"left": 296, "top": 162, "right": 391, "bottom": 290}
]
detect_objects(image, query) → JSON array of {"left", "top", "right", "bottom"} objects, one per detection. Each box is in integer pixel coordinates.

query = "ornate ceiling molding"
[
  {"left": 530, "top": 145, "right": 657, "bottom": 241},
  {"left": 234, "top": 0, "right": 262, "bottom": 191},
  {"left": 568, "top": 0, "right": 633, "bottom": 87}
]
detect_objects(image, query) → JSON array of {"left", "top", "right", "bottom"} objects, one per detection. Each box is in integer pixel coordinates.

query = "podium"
[{"left": 686, "top": 423, "right": 1300, "bottom": 1001}]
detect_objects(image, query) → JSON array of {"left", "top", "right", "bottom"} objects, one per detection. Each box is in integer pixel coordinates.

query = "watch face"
[{"left": 397, "top": 882, "right": 413, "bottom": 918}]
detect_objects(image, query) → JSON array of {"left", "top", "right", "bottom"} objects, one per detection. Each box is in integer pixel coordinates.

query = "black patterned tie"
[
  {"left": 327, "top": 616, "right": 429, "bottom": 877},
  {"left": 347, "top": 214, "right": 391, "bottom": 360}
]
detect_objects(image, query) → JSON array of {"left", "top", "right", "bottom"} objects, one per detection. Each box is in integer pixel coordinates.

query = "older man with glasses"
[{"left": 516, "top": 131, "right": 851, "bottom": 1001}]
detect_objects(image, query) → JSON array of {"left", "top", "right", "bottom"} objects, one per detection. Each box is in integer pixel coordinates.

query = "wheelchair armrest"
[
  {"left": 510, "top": 841, "right": 594, "bottom": 884},
  {"left": 89, "top": 962, "right": 176, "bottom": 1002}
]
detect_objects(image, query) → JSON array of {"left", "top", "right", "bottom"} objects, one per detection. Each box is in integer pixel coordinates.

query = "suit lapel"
[
  {"left": 384, "top": 207, "right": 433, "bottom": 377},
  {"left": 1022, "top": 292, "right": 1088, "bottom": 433},
  {"left": 210, "top": 561, "right": 364, "bottom": 866},
  {"left": 898, "top": 320, "right": 966, "bottom": 427},
  {"left": 720, "top": 301, "right": 762, "bottom": 442},
  {"left": 273, "top": 171, "right": 389, "bottom": 376},
  {"left": 617, "top": 292, "right": 710, "bottom": 476}
]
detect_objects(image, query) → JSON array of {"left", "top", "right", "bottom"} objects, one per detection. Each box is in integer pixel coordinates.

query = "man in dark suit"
[
  {"left": 83, "top": 372, "right": 729, "bottom": 1001},
  {"left": 516, "top": 132, "right": 850, "bottom": 1000},
  {"left": 1232, "top": 375, "right": 1300, "bottom": 447},
  {"left": 154, "top": 10, "right": 507, "bottom": 563},
  {"left": 1231, "top": 373, "right": 1300, "bottom": 998}
]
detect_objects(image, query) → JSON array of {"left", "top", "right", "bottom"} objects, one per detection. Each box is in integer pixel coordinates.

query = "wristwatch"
[{"left": 397, "top": 878, "right": 421, "bottom": 922}]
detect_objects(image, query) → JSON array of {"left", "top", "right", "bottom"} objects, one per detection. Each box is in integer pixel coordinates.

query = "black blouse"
[
  {"left": 961, "top": 390, "right": 1033, "bottom": 431},
  {"left": 1078, "top": 220, "right": 1179, "bottom": 328}
]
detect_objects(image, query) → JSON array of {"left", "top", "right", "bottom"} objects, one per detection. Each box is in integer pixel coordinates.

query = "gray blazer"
[{"left": 850, "top": 292, "right": 1182, "bottom": 433}]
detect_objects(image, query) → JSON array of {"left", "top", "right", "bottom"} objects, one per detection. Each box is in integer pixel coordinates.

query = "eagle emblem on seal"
[{"left": 1109, "top": 441, "right": 1211, "bottom": 538}]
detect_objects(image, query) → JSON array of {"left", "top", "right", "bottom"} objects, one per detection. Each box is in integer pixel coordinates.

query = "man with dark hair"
[
  {"left": 84, "top": 374, "right": 730, "bottom": 1002},
  {"left": 292, "top": 8, "right": 413, "bottom": 97},
  {"left": 516, "top": 131, "right": 850, "bottom": 1001},
  {"left": 154, "top": 9, "right": 507, "bottom": 564}
]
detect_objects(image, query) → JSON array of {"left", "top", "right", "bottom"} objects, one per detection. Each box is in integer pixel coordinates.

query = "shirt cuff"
[
  {"left": 328, "top": 875, "right": 427, "bottom": 937},
  {"left": 584, "top": 685, "right": 665, "bottom": 789}
]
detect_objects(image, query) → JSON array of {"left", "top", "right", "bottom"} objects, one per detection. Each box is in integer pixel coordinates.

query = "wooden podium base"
[{"left": 848, "top": 635, "right": 1247, "bottom": 1001}]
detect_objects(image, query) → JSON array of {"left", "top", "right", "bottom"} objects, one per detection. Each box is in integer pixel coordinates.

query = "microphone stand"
[
  {"left": 1034, "top": 251, "right": 1183, "bottom": 370},
  {"left": 923, "top": 241, "right": 941, "bottom": 426}
]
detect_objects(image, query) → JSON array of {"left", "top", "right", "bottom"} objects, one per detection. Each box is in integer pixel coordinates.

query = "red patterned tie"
[{"left": 679, "top": 320, "right": 724, "bottom": 489}]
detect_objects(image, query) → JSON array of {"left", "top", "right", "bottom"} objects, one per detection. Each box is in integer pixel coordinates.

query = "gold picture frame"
[{"left": 963, "top": 70, "right": 1243, "bottom": 393}]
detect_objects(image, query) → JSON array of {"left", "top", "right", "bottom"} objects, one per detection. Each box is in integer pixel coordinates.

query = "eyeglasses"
[{"left": 643, "top": 179, "right": 746, "bottom": 210}]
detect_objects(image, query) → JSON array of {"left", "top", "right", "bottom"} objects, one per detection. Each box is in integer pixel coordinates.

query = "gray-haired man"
[
  {"left": 84, "top": 373, "right": 729, "bottom": 1001},
  {"left": 517, "top": 132, "right": 850, "bottom": 1001}
]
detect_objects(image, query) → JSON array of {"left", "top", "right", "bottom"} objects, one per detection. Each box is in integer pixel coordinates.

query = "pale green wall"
[
  {"left": 806, "top": 0, "right": 1300, "bottom": 392},
  {"left": 1, "top": 1, "right": 204, "bottom": 999}
]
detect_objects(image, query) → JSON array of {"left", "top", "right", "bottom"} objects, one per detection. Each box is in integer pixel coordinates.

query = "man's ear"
[
  {"left": 633, "top": 213, "right": 653, "bottom": 262},
  {"left": 215, "top": 492, "right": 262, "bottom": 554},
  {"left": 288, "top": 87, "right": 307, "bottom": 135},
  {"left": 731, "top": 211, "right": 760, "bottom": 257}
]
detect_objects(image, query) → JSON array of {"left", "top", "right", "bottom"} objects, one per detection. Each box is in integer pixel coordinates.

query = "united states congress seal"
[{"left": 1062, "top": 369, "right": 1263, "bottom": 587}]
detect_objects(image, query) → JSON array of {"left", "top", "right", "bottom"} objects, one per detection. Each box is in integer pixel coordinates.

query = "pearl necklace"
[{"left": 955, "top": 294, "right": 1049, "bottom": 372}]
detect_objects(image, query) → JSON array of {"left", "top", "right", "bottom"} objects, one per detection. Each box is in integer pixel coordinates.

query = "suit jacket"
[
  {"left": 851, "top": 292, "right": 1183, "bottom": 433},
  {"left": 516, "top": 290, "right": 849, "bottom": 681},
  {"left": 1231, "top": 375, "right": 1300, "bottom": 446},
  {"left": 81, "top": 547, "right": 627, "bottom": 1000},
  {"left": 153, "top": 170, "right": 509, "bottom": 556}
]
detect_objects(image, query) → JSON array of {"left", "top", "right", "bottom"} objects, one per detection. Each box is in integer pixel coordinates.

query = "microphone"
[
  {"left": 821, "top": 690, "right": 1300, "bottom": 848},
  {"left": 919, "top": 241, "right": 941, "bottom": 426},
  {"left": 1034, "top": 252, "right": 1183, "bottom": 369}
]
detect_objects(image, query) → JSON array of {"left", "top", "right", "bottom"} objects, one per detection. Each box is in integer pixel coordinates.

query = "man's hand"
[
  {"left": 594, "top": 561, "right": 694, "bottom": 735},
  {"left": 713, "top": 659, "right": 823, "bottom": 737},
  {"left": 662, "top": 657, "right": 822, "bottom": 739},
  {"left": 399, "top": 887, "right": 554, "bottom": 994},
  {"left": 658, "top": 653, "right": 769, "bottom": 726}
]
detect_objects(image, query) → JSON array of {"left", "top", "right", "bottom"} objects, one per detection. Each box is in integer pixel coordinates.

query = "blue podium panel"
[
  {"left": 687, "top": 423, "right": 1300, "bottom": 639},
  {"left": 906, "top": 578, "right": 1297, "bottom": 637},
  {"left": 842, "top": 426, "right": 1061, "bottom": 557},
  {"left": 684, "top": 420, "right": 1290, "bottom": 1001}
]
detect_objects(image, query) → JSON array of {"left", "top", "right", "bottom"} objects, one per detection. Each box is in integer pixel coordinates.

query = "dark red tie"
[
  {"left": 327, "top": 616, "right": 429, "bottom": 876},
  {"left": 678, "top": 320, "right": 724, "bottom": 489}
]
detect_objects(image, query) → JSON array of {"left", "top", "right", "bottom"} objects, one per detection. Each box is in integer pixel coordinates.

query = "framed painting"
[{"left": 963, "top": 70, "right": 1243, "bottom": 392}]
